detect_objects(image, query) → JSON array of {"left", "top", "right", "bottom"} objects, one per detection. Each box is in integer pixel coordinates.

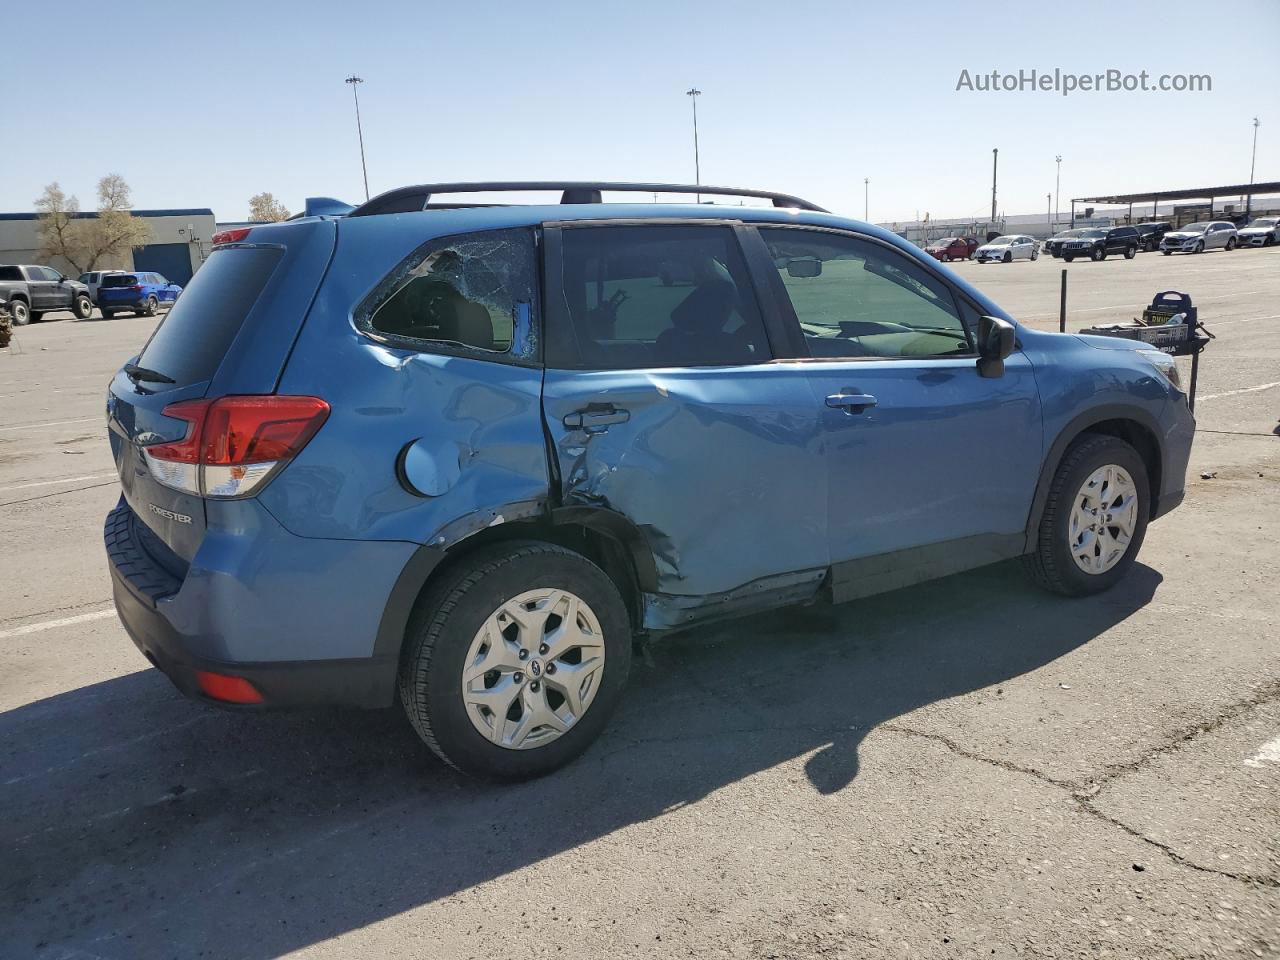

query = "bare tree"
[
  {"left": 35, "top": 175, "right": 150, "bottom": 274},
  {"left": 248, "top": 192, "right": 291, "bottom": 223}
]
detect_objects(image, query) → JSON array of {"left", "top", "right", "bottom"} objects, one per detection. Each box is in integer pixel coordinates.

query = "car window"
[
  {"left": 365, "top": 227, "right": 535, "bottom": 357},
  {"left": 759, "top": 228, "right": 972, "bottom": 360},
  {"left": 552, "top": 224, "right": 770, "bottom": 370},
  {"left": 0, "top": 266, "right": 20, "bottom": 281}
]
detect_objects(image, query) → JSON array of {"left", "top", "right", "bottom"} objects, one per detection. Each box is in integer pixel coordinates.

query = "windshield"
[
  {"left": 1056, "top": 229, "right": 1084, "bottom": 238},
  {"left": 1078, "top": 230, "right": 1105, "bottom": 238},
  {"left": 1245, "top": 218, "right": 1277, "bottom": 228},
  {"left": 989, "top": 236, "right": 1015, "bottom": 244},
  {"left": 1182, "top": 222, "right": 1212, "bottom": 232}
]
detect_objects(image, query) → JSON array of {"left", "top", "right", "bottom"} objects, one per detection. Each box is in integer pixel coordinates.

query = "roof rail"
[{"left": 347, "top": 181, "right": 828, "bottom": 217}]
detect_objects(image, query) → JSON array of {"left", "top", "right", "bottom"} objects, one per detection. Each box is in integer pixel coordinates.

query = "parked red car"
[{"left": 924, "top": 236, "right": 979, "bottom": 262}]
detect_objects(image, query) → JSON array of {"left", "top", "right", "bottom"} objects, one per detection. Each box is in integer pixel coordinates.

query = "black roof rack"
[{"left": 347, "top": 181, "right": 828, "bottom": 217}]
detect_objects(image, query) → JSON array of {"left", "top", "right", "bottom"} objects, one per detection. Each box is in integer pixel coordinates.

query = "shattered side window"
[{"left": 361, "top": 228, "right": 538, "bottom": 360}]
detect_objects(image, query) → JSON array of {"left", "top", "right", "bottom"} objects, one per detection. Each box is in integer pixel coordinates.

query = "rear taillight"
[
  {"left": 211, "top": 227, "right": 253, "bottom": 246},
  {"left": 142, "top": 396, "right": 329, "bottom": 499}
]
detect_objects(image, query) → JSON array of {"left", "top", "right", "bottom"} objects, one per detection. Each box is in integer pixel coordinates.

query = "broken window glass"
[{"left": 363, "top": 228, "right": 537, "bottom": 360}]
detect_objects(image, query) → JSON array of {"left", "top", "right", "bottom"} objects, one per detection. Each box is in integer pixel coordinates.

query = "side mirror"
[
  {"left": 976, "top": 315, "right": 1015, "bottom": 378},
  {"left": 786, "top": 258, "right": 822, "bottom": 278}
]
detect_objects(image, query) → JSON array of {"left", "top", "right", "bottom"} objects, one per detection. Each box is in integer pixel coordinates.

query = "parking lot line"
[
  {"left": 0, "top": 473, "right": 117, "bottom": 493},
  {"left": 1198, "top": 380, "right": 1280, "bottom": 402},
  {"left": 1244, "top": 735, "right": 1280, "bottom": 768},
  {"left": 0, "top": 416, "right": 100, "bottom": 433},
  {"left": 0, "top": 608, "right": 116, "bottom": 640}
]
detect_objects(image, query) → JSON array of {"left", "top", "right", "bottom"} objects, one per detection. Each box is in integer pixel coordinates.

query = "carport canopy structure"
[{"left": 1070, "top": 180, "right": 1280, "bottom": 226}]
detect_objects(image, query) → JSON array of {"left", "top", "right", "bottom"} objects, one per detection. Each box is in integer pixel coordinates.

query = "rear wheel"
[
  {"left": 9, "top": 299, "right": 30, "bottom": 325},
  {"left": 1023, "top": 434, "right": 1149, "bottom": 597},
  {"left": 142, "top": 295, "right": 158, "bottom": 317},
  {"left": 101, "top": 309, "right": 115, "bottom": 319},
  {"left": 1225, "top": 237, "right": 1236, "bottom": 251},
  {"left": 72, "top": 293, "right": 92, "bottom": 319},
  {"left": 399, "top": 541, "right": 632, "bottom": 780}
]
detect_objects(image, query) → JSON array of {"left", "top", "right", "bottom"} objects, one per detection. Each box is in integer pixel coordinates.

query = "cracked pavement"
[{"left": 2, "top": 249, "right": 1278, "bottom": 958}]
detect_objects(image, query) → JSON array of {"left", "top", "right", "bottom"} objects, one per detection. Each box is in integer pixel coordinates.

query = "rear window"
[
  {"left": 103, "top": 274, "right": 139, "bottom": 287},
  {"left": 136, "top": 247, "right": 282, "bottom": 386}
]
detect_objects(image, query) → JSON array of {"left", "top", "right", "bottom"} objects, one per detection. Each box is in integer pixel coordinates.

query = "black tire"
[
  {"left": 9, "top": 299, "right": 30, "bottom": 325},
  {"left": 1031, "top": 249, "right": 1039, "bottom": 261},
  {"left": 1194, "top": 241, "right": 1204, "bottom": 254},
  {"left": 142, "top": 295, "right": 158, "bottom": 317},
  {"left": 1124, "top": 245, "right": 1137, "bottom": 259},
  {"left": 1225, "top": 237, "right": 1236, "bottom": 251},
  {"left": 72, "top": 294, "right": 92, "bottom": 319},
  {"left": 1022, "top": 434, "right": 1150, "bottom": 597},
  {"left": 101, "top": 309, "right": 115, "bottom": 319},
  {"left": 1063, "top": 254, "right": 1074, "bottom": 263},
  {"left": 1002, "top": 251, "right": 1012, "bottom": 263},
  {"left": 1091, "top": 246, "right": 1106, "bottom": 261},
  {"left": 399, "top": 540, "right": 632, "bottom": 781},
  {"left": 1162, "top": 249, "right": 1172, "bottom": 256}
]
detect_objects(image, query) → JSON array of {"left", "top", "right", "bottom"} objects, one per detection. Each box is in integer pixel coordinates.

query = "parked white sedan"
[
  {"left": 974, "top": 235, "right": 1039, "bottom": 263},
  {"left": 1160, "top": 221, "right": 1237, "bottom": 254}
]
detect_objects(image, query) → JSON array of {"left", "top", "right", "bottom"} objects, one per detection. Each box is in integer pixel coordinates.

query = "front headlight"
[{"left": 1139, "top": 350, "right": 1182, "bottom": 391}]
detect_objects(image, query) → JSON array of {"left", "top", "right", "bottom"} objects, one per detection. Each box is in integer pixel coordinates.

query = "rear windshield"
[
  {"left": 103, "top": 274, "right": 139, "bottom": 287},
  {"left": 136, "top": 247, "right": 282, "bottom": 386}
]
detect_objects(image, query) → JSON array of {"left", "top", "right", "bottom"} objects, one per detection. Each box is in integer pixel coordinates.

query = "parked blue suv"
[
  {"left": 104, "top": 181, "right": 1194, "bottom": 780},
  {"left": 98, "top": 271, "right": 182, "bottom": 318}
]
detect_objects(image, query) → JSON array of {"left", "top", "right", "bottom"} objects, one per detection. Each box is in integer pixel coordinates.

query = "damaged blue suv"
[{"left": 105, "top": 181, "right": 1194, "bottom": 779}]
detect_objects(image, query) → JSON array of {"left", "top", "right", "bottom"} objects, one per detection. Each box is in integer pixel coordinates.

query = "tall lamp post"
[
  {"left": 864, "top": 178, "right": 869, "bottom": 221},
  {"left": 1246, "top": 117, "right": 1260, "bottom": 217},
  {"left": 990, "top": 148, "right": 999, "bottom": 224},
  {"left": 345, "top": 75, "right": 370, "bottom": 202},
  {"left": 686, "top": 88, "right": 702, "bottom": 202},
  {"left": 1054, "top": 155, "right": 1062, "bottom": 230}
]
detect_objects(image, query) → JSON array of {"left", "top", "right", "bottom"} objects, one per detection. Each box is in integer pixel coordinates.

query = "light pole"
[
  {"left": 686, "top": 88, "right": 702, "bottom": 202},
  {"left": 345, "top": 75, "right": 370, "bottom": 202},
  {"left": 1054, "top": 155, "right": 1062, "bottom": 230},
  {"left": 991, "top": 148, "right": 999, "bottom": 224},
  {"left": 864, "top": 178, "right": 869, "bottom": 221},
  {"left": 1246, "top": 117, "right": 1260, "bottom": 217}
]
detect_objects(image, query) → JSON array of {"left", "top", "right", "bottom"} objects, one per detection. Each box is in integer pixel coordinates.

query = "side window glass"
[
  {"left": 758, "top": 229, "right": 972, "bottom": 359},
  {"left": 553, "top": 224, "right": 770, "bottom": 370},
  {"left": 363, "top": 228, "right": 537, "bottom": 359}
]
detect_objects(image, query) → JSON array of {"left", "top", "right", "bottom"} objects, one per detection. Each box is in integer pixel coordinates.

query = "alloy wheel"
[
  {"left": 461, "top": 588, "right": 606, "bottom": 750},
  {"left": 1068, "top": 464, "right": 1138, "bottom": 575}
]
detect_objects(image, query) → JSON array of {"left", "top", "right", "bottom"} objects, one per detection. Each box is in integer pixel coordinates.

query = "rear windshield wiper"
[{"left": 124, "top": 362, "right": 175, "bottom": 384}]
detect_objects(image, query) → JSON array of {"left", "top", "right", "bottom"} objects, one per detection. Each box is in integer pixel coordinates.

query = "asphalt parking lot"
[{"left": 2, "top": 247, "right": 1278, "bottom": 959}]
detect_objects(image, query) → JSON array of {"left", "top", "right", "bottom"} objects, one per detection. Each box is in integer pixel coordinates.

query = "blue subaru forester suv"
[{"left": 105, "top": 181, "right": 1194, "bottom": 780}]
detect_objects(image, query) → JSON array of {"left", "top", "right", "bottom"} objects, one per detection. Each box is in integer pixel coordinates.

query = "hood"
[
  {"left": 977, "top": 242, "right": 1008, "bottom": 249},
  {"left": 1074, "top": 333, "right": 1151, "bottom": 352},
  {"left": 1163, "top": 230, "right": 1203, "bottom": 240},
  {"left": 1239, "top": 226, "right": 1272, "bottom": 234}
]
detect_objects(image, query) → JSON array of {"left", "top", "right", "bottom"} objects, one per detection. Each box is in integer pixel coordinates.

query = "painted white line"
[
  {"left": 0, "top": 473, "right": 117, "bottom": 493},
  {"left": 0, "top": 416, "right": 99, "bottom": 433},
  {"left": 0, "top": 608, "right": 116, "bottom": 640},
  {"left": 1198, "top": 381, "right": 1280, "bottom": 402},
  {"left": 1207, "top": 313, "right": 1280, "bottom": 328},
  {"left": 1244, "top": 735, "right": 1280, "bottom": 768}
]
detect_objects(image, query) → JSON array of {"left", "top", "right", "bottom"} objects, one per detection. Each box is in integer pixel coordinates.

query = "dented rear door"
[{"left": 541, "top": 221, "right": 829, "bottom": 605}]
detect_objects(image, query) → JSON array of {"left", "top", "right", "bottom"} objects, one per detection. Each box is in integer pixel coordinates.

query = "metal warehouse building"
[{"left": 0, "top": 208, "right": 215, "bottom": 285}]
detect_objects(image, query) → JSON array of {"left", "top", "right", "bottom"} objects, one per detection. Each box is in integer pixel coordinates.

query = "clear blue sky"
[{"left": 4, "top": 0, "right": 1276, "bottom": 223}]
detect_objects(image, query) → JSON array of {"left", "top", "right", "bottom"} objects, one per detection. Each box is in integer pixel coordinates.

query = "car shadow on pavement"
[{"left": 0, "top": 560, "right": 1161, "bottom": 958}]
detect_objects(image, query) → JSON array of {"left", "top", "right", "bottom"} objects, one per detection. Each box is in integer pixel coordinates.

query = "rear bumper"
[
  {"left": 105, "top": 498, "right": 424, "bottom": 708},
  {"left": 99, "top": 297, "right": 144, "bottom": 308}
]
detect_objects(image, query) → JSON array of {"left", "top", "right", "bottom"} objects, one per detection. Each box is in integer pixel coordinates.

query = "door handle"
[
  {"left": 825, "top": 393, "right": 878, "bottom": 412},
  {"left": 563, "top": 405, "right": 631, "bottom": 430}
]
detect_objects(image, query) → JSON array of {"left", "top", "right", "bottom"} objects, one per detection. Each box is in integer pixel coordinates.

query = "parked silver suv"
[{"left": 1160, "top": 221, "right": 1237, "bottom": 255}]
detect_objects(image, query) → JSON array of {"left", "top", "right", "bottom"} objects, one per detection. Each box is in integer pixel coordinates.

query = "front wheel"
[
  {"left": 1002, "top": 251, "right": 1012, "bottom": 263},
  {"left": 1162, "top": 249, "right": 1172, "bottom": 256},
  {"left": 9, "top": 300, "right": 30, "bottom": 325},
  {"left": 1063, "top": 254, "right": 1074, "bottom": 263},
  {"left": 399, "top": 541, "right": 632, "bottom": 780},
  {"left": 1091, "top": 246, "right": 1106, "bottom": 261},
  {"left": 1023, "top": 434, "right": 1149, "bottom": 597},
  {"left": 1194, "top": 241, "right": 1204, "bottom": 254},
  {"left": 72, "top": 294, "right": 92, "bottom": 319}
]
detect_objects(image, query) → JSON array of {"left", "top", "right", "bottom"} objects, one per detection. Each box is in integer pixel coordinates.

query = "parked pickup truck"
[{"left": 0, "top": 264, "right": 93, "bottom": 325}]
